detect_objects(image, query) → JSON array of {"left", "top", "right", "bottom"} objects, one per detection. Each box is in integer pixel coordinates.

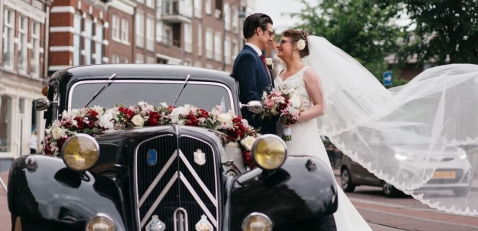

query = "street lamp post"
[{"left": 222, "top": 0, "right": 246, "bottom": 71}]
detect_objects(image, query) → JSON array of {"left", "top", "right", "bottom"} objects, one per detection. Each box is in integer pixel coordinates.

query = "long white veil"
[{"left": 302, "top": 35, "right": 478, "bottom": 216}]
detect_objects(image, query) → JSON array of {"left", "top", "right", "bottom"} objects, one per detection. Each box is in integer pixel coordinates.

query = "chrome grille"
[{"left": 134, "top": 133, "right": 219, "bottom": 231}]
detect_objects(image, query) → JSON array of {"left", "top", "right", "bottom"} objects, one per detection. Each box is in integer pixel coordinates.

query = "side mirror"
[
  {"left": 34, "top": 98, "right": 56, "bottom": 111},
  {"left": 241, "top": 100, "right": 263, "bottom": 113}
]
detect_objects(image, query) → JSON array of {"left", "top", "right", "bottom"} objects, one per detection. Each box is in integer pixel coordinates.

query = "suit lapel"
[{"left": 242, "top": 46, "right": 274, "bottom": 87}]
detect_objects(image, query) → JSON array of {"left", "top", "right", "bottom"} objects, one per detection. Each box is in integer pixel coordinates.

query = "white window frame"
[
  {"left": 84, "top": 18, "right": 93, "bottom": 65},
  {"left": 194, "top": 0, "right": 202, "bottom": 18},
  {"left": 214, "top": 31, "right": 221, "bottom": 61},
  {"left": 146, "top": 0, "right": 154, "bottom": 8},
  {"left": 146, "top": 16, "right": 155, "bottom": 51},
  {"left": 3, "top": 9, "right": 15, "bottom": 70},
  {"left": 156, "top": 20, "right": 163, "bottom": 42},
  {"left": 135, "top": 54, "right": 144, "bottom": 63},
  {"left": 112, "top": 54, "right": 120, "bottom": 63},
  {"left": 73, "top": 14, "right": 82, "bottom": 66},
  {"left": 184, "top": 23, "right": 192, "bottom": 53},
  {"left": 225, "top": 37, "right": 231, "bottom": 65},
  {"left": 18, "top": 16, "right": 28, "bottom": 74},
  {"left": 232, "top": 39, "right": 238, "bottom": 60},
  {"left": 137, "top": 0, "right": 144, "bottom": 3},
  {"left": 164, "top": 26, "right": 172, "bottom": 46},
  {"left": 135, "top": 12, "right": 144, "bottom": 48},
  {"left": 205, "top": 0, "right": 211, "bottom": 15},
  {"left": 206, "top": 28, "right": 213, "bottom": 59},
  {"left": 224, "top": 3, "right": 230, "bottom": 31},
  {"left": 95, "top": 24, "right": 104, "bottom": 64},
  {"left": 197, "top": 25, "right": 202, "bottom": 56},
  {"left": 112, "top": 15, "right": 120, "bottom": 41},
  {"left": 30, "top": 22, "right": 40, "bottom": 77},
  {"left": 121, "top": 19, "right": 129, "bottom": 43},
  {"left": 232, "top": 8, "right": 239, "bottom": 33}
]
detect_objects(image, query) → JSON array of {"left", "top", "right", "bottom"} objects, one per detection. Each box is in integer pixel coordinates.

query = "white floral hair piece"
[{"left": 295, "top": 27, "right": 307, "bottom": 51}]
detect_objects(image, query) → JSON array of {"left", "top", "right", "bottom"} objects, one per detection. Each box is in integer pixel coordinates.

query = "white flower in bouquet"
[
  {"left": 160, "top": 102, "right": 168, "bottom": 108},
  {"left": 99, "top": 111, "right": 114, "bottom": 129},
  {"left": 131, "top": 114, "right": 144, "bottom": 126},
  {"left": 92, "top": 105, "right": 104, "bottom": 115},
  {"left": 289, "top": 96, "right": 301, "bottom": 108},
  {"left": 170, "top": 106, "right": 189, "bottom": 123},
  {"left": 217, "top": 113, "right": 233, "bottom": 124},
  {"left": 52, "top": 127, "right": 65, "bottom": 140},
  {"left": 240, "top": 136, "right": 256, "bottom": 151},
  {"left": 72, "top": 120, "right": 78, "bottom": 127}
]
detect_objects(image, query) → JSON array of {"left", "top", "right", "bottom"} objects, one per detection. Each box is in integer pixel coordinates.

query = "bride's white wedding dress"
[{"left": 275, "top": 66, "right": 372, "bottom": 231}]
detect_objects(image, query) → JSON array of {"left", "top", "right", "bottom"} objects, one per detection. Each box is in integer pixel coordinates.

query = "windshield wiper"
[
  {"left": 172, "top": 74, "right": 191, "bottom": 107},
  {"left": 84, "top": 73, "right": 117, "bottom": 108}
]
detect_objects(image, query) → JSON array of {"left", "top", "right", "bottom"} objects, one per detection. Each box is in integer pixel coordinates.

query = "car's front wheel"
[
  {"left": 341, "top": 168, "right": 356, "bottom": 192},
  {"left": 382, "top": 182, "right": 401, "bottom": 197}
]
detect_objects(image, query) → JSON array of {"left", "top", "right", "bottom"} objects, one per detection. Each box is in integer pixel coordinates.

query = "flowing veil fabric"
[{"left": 302, "top": 36, "right": 478, "bottom": 216}]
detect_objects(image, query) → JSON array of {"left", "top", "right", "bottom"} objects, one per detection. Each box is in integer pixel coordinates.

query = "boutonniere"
[{"left": 265, "top": 58, "right": 274, "bottom": 69}]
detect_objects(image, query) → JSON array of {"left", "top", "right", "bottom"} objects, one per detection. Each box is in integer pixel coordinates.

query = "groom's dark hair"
[{"left": 243, "top": 13, "right": 273, "bottom": 39}]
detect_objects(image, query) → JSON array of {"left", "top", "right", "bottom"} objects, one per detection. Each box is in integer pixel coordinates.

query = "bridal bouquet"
[{"left": 260, "top": 86, "right": 302, "bottom": 141}]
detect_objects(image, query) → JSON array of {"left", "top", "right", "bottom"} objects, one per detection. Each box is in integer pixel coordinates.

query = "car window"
[{"left": 69, "top": 80, "right": 233, "bottom": 112}]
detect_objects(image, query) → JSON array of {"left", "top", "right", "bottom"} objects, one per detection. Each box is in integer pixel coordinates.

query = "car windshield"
[{"left": 69, "top": 80, "right": 233, "bottom": 112}]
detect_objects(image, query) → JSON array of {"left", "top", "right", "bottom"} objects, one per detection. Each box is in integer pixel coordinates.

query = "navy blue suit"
[{"left": 232, "top": 45, "right": 276, "bottom": 134}]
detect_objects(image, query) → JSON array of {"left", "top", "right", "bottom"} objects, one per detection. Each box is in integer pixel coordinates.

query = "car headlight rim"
[
  {"left": 61, "top": 134, "right": 100, "bottom": 172},
  {"left": 251, "top": 134, "right": 287, "bottom": 171},
  {"left": 241, "top": 212, "right": 272, "bottom": 231},
  {"left": 85, "top": 213, "right": 115, "bottom": 231}
]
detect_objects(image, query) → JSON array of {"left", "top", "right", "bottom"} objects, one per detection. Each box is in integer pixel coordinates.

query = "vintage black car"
[{"left": 7, "top": 64, "right": 338, "bottom": 231}]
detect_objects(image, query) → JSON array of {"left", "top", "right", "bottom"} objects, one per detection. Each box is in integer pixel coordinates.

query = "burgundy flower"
[{"left": 147, "top": 111, "right": 160, "bottom": 126}]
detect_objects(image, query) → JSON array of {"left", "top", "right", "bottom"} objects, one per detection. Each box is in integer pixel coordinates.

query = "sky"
[{"left": 255, "top": 0, "right": 316, "bottom": 33}]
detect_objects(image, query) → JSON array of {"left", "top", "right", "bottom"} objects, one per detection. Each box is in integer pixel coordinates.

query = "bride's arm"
[{"left": 299, "top": 68, "right": 324, "bottom": 121}]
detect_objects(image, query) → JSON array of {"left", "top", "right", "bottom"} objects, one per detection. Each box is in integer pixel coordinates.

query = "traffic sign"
[{"left": 383, "top": 71, "right": 393, "bottom": 86}]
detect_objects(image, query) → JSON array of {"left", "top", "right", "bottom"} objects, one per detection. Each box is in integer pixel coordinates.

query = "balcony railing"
[
  {"left": 157, "top": 35, "right": 181, "bottom": 49},
  {"left": 161, "top": 0, "right": 192, "bottom": 23}
]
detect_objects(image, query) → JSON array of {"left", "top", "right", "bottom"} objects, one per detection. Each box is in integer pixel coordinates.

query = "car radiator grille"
[{"left": 135, "top": 134, "right": 219, "bottom": 231}]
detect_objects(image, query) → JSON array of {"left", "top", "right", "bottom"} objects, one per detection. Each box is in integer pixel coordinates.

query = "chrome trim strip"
[
  {"left": 140, "top": 173, "right": 178, "bottom": 229},
  {"left": 179, "top": 151, "right": 217, "bottom": 207},
  {"left": 68, "top": 80, "right": 235, "bottom": 112},
  {"left": 138, "top": 150, "right": 178, "bottom": 207},
  {"left": 173, "top": 207, "right": 189, "bottom": 231},
  {"left": 179, "top": 172, "right": 218, "bottom": 228},
  {"left": 134, "top": 134, "right": 174, "bottom": 230}
]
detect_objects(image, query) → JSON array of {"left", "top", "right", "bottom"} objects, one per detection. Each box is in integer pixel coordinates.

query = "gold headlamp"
[
  {"left": 61, "top": 134, "right": 100, "bottom": 172},
  {"left": 251, "top": 134, "right": 287, "bottom": 170}
]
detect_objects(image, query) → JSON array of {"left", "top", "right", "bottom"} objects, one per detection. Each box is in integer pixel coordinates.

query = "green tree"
[
  {"left": 288, "top": 0, "right": 402, "bottom": 81},
  {"left": 376, "top": 0, "right": 478, "bottom": 65}
]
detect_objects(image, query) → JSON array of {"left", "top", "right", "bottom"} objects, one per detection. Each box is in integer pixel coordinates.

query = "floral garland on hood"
[{"left": 43, "top": 101, "right": 259, "bottom": 168}]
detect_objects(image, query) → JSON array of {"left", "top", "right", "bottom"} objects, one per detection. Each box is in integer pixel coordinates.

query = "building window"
[
  {"left": 206, "top": 29, "right": 213, "bottom": 59},
  {"left": 18, "top": 16, "right": 28, "bottom": 73},
  {"left": 3, "top": 9, "right": 14, "bottom": 70},
  {"left": 232, "top": 40, "right": 238, "bottom": 59},
  {"left": 112, "top": 54, "right": 119, "bottom": 63},
  {"left": 0, "top": 95, "right": 13, "bottom": 153},
  {"left": 146, "top": 16, "right": 155, "bottom": 51},
  {"left": 121, "top": 19, "right": 129, "bottom": 43},
  {"left": 31, "top": 22, "right": 40, "bottom": 77},
  {"left": 156, "top": 0, "right": 162, "bottom": 15},
  {"left": 224, "top": 3, "right": 230, "bottom": 31},
  {"left": 135, "top": 54, "right": 144, "bottom": 63},
  {"left": 137, "top": 0, "right": 144, "bottom": 3},
  {"left": 73, "top": 14, "right": 82, "bottom": 66},
  {"left": 194, "top": 61, "right": 202, "bottom": 67},
  {"left": 232, "top": 8, "right": 238, "bottom": 33},
  {"left": 194, "top": 0, "right": 202, "bottom": 18},
  {"left": 184, "top": 23, "right": 192, "bottom": 53},
  {"left": 112, "top": 15, "right": 120, "bottom": 40},
  {"left": 95, "top": 24, "right": 104, "bottom": 64},
  {"left": 214, "top": 31, "right": 221, "bottom": 61},
  {"left": 121, "top": 57, "right": 128, "bottom": 63},
  {"left": 84, "top": 18, "right": 93, "bottom": 65},
  {"left": 197, "top": 25, "right": 202, "bottom": 56},
  {"left": 225, "top": 38, "right": 231, "bottom": 65},
  {"left": 146, "top": 0, "right": 154, "bottom": 8},
  {"left": 164, "top": 26, "right": 172, "bottom": 46},
  {"left": 156, "top": 20, "right": 163, "bottom": 42},
  {"left": 135, "top": 12, "right": 144, "bottom": 48},
  {"left": 205, "top": 0, "right": 211, "bottom": 15}
]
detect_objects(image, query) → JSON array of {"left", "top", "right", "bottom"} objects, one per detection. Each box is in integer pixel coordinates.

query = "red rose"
[
  {"left": 88, "top": 120, "right": 96, "bottom": 128},
  {"left": 147, "top": 111, "right": 160, "bottom": 126},
  {"left": 168, "top": 106, "right": 176, "bottom": 113},
  {"left": 185, "top": 113, "right": 199, "bottom": 126},
  {"left": 88, "top": 109, "right": 98, "bottom": 117},
  {"left": 232, "top": 117, "right": 242, "bottom": 124},
  {"left": 44, "top": 143, "right": 52, "bottom": 155},
  {"left": 74, "top": 117, "right": 84, "bottom": 129},
  {"left": 56, "top": 136, "right": 68, "bottom": 153}
]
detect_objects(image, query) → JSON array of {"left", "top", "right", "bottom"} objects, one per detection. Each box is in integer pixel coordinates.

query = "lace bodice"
[{"left": 274, "top": 66, "right": 313, "bottom": 110}]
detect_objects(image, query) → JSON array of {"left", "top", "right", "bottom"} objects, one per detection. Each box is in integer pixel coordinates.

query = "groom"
[{"left": 232, "top": 13, "right": 276, "bottom": 134}]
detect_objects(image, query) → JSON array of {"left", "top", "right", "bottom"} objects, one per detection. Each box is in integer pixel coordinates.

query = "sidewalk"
[{"left": 0, "top": 171, "right": 9, "bottom": 231}]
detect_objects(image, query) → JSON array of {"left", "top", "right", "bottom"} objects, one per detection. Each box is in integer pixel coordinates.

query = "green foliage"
[
  {"left": 288, "top": 0, "right": 403, "bottom": 83},
  {"left": 375, "top": 0, "right": 478, "bottom": 65}
]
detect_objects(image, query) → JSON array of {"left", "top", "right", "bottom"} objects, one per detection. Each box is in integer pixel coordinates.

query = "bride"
[{"left": 274, "top": 29, "right": 373, "bottom": 231}]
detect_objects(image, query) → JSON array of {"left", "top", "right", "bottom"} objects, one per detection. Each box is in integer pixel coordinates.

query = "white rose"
[
  {"left": 265, "top": 58, "right": 273, "bottom": 65},
  {"left": 99, "top": 112, "right": 114, "bottom": 129},
  {"left": 160, "top": 102, "right": 168, "bottom": 108},
  {"left": 297, "top": 39, "right": 306, "bottom": 50},
  {"left": 131, "top": 115, "right": 144, "bottom": 126},
  {"left": 290, "top": 96, "right": 301, "bottom": 108},
  {"left": 170, "top": 107, "right": 189, "bottom": 123},
  {"left": 217, "top": 113, "right": 233, "bottom": 124},
  {"left": 92, "top": 106, "right": 104, "bottom": 115},
  {"left": 240, "top": 136, "right": 256, "bottom": 151},
  {"left": 52, "top": 127, "right": 65, "bottom": 140}
]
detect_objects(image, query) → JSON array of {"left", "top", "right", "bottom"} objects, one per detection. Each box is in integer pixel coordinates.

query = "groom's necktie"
[{"left": 260, "top": 54, "right": 274, "bottom": 87}]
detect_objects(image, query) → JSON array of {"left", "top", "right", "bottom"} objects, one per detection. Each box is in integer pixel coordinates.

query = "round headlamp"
[
  {"left": 251, "top": 134, "right": 287, "bottom": 170},
  {"left": 61, "top": 134, "right": 99, "bottom": 172},
  {"left": 86, "top": 214, "right": 115, "bottom": 231},
  {"left": 242, "top": 212, "right": 272, "bottom": 231}
]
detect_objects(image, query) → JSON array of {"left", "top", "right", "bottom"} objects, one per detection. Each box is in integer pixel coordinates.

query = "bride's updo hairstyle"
[{"left": 282, "top": 29, "right": 310, "bottom": 58}]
